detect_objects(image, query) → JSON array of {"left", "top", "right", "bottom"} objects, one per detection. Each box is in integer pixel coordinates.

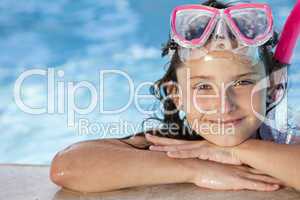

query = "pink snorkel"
[
  {"left": 274, "top": 0, "right": 300, "bottom": 65},
  {"left": 268, "top": 0, "right": 300, "bottom": 144}
]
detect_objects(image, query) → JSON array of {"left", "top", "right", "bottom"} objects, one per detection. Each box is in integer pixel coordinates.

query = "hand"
[
  {"left": 189, "top": 160, "right": 281, "bottom": 191},
  {"left": 145, "top": 134, "right": 241, "bottom": 165}
]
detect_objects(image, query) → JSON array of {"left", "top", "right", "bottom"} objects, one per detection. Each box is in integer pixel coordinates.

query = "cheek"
[
  {"left": 231, "top": 86, "right": 266, "bottom": 114},
  {"left": 185, "top": 86, "right": 267, "bottom": 117},
  {"left": 244, "top": 89, "right": 267, "bottom": 116},
  {"left": 189, "top": 89, "right": 218, "bottom": 113},
  {"left": 237, "top": 88, "right": 266, "bottom": 137},
  {"left": 186, "top": 106, "right": 205, "bottom": 123},
  {"left": 182, "top": 89, "right": 217, "bottom": 114},
  {"left": 192, "top": 98, "right": 217, "bottom": 113}
]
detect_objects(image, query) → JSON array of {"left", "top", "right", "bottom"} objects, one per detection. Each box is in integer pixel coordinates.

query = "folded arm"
[
  {"left": 234, "top": 139, "right": 300, "bottom": 190},
  {"left": 50, "top": 136, "right": 195, "bottom": 193},
  {"left": 50, "top": 133, "right": 281, "bottom": 193}
]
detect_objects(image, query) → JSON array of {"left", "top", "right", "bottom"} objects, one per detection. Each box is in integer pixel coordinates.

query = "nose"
[
  {"left": 219, "top": 88, "right": 237, "bottom": 114},
  {"left": 211, "top": 19, "right": 232, "bottom": 50}
]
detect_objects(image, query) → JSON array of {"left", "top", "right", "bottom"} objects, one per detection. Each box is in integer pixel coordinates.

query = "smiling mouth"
[{"left": 207, "top": 117, "right": 246, "bottom": 125}]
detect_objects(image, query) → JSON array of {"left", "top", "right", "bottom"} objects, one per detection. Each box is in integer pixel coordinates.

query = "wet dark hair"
[{"left": 141, "top": 0, "right": 287, "bottom": 140}]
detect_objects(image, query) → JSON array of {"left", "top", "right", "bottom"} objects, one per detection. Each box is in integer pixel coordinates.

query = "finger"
[
  {"left": 170, "top": 149, "right": 214, "bottom": 161},
  {"left": 145, "top": 134, "right": 188, "bottom": 145},
  {"left": 247, "top": 168, "right": 268, "bottom": 175},
  {"left": 241, "top": 178, "right": 280, "bottom": 192},
  {"left": 234, "top": 165, "right": 261, "bottom": 173},
  {"left": 167, "top": 149, "right": 207, "bottom": 159},
  {"left": 244, "top": 173, "right": 283, "bottom": 185},
  {"left": 149, "top": 145, "right": 169, "bottom": 152},
  {"left": 149, "top": 142, "right": 203, "bottom": 152},
  {"left": 167, "top": 143, "right": 205, "bottom": 151},
  {"left": 167, "top": 148, "right": 240, "bottom": 165},
  {"left": 167, "top": 149, "right": 236, "bottom": 165},
  {"left": 148, "top": 145, "right": 185, "bottom": 152},
  {"left": 212, "top": 150, "right": 242, "bottom": 165}
]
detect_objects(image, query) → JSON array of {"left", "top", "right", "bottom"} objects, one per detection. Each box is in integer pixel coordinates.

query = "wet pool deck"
[{"left": 1, "top": 164, "right": 300, "bottom": 200}]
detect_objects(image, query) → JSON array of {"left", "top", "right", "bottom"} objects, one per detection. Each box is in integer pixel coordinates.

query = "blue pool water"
[{"left": 0, "top": 0, "right": 299, "bottom": 164}]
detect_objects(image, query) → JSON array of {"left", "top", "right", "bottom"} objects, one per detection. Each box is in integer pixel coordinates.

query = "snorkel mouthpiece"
[{"left": 274, "top": 0, "right": 300, "bottom": 64}]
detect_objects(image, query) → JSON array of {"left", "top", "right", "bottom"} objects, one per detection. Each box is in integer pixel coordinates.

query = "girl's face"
[{"left": 174, "top": 51, "right": 267, "bottom": 147}]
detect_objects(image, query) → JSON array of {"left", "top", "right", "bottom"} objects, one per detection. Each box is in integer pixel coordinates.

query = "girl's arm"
[
  {"left": 50, "top": 136, "right": 280, "bottom": 193},
  {"left": 234, "top": 139, "right": 300, "bottom": 190},
  {"left": 145, "top": 134, "right": 296, "bottom": 189},
  {"left": 50, "top": 138, "right": 194, "bottom": 193}
]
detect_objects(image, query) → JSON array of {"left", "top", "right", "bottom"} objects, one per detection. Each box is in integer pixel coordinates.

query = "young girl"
[{"left": 50, "top": 0, "right": 300, "bottom": 193}]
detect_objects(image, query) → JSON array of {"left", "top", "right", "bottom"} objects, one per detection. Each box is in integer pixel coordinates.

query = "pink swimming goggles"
[{"left": 170, "top": 3, "right": 274, "bottom": 62}]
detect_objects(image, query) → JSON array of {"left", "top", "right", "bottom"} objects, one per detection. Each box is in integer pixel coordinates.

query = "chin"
[
  {"left": 210, "top": 136, "right": 245, "bottom": 147},
  {"left": 211, "top": 121, "right": 260, "bottom": 147},
  {"left": 200, "top": 130, "right": 251, "bottom": 147}
]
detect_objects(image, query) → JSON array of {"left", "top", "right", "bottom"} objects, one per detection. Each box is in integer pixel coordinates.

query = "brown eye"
[
  {"left": 233, "top": 80, "right": 255, "bottom": 87},
  {"left": 195, "top": 83, "right": 213, "bottom": 90}
]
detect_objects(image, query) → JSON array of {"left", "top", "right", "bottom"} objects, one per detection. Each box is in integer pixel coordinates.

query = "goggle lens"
[
  {"left": 230, "top": 8, "right": 270, "bottom": 40},
  {"left": 175, "top": 9, "right": 214, "bottom": 41}
]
